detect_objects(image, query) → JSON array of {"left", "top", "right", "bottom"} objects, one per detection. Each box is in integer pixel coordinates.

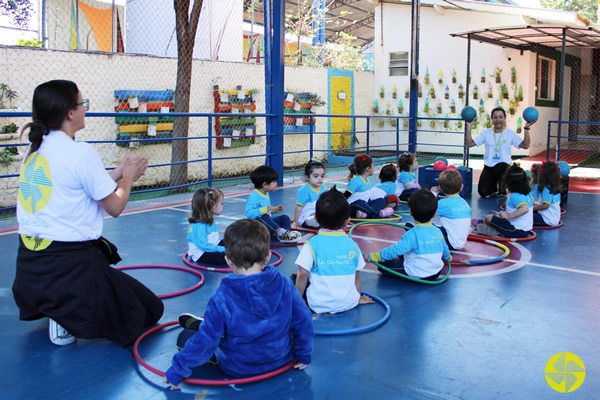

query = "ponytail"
[{"left": 21, "top": 120, "right": 49, "bottom": 154}]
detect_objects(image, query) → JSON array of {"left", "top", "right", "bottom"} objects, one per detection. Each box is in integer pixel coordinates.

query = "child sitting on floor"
[
  {"left": 345, "top": 154, "right": 394, "bottom": 219},
  {"left": 431, "top": 169, "right": 471, "bottom": 250},
  {"left": 531, "top": 160, "right": 562, "bottom": 227},
  {"left": 186, "top": 188, "right": 226, "bottom": 265},
  {"left": 476, "top": 163, "right": 533, "bottom": 238},
  {"left": 369, "top": 163, "right": 400, "bottom": 209},
  {"left": 365, "top": 189, "right": 452, "bottom": 281},
  {"left": 245, "top": 165, "right": 301, "bottom": 243},
  {"left": 294, "top": 188, "right": 373, "bottom": 313},
  {"left": 396, "top": 152, "right": 421, "bottom": 201},
  {"left": 164, "top": 219, "right": 314, "bottom": 389},
  {"left": 293, "top": 160, "right": 326, "bottom": 229}
]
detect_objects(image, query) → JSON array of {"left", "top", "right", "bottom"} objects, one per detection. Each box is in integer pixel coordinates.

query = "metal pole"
[
  {"left": 208, "top": 116, "right": 213, "bottom": 186},
  {"left": 464, "top": 35, "right": 472, "bottom": 167},
  {"left": 264, "top": 0, "right": 285, "bottom": 184},
  {"left": 555, "top": 28, "right": 567, "bottom": 162},
  {"left": 408, "top": 0, "right": 420, "bottom": 154}
]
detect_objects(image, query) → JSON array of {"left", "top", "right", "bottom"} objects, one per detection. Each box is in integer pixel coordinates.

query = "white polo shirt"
[{"left": 474, "top": 128, "right": 523, "bottom": 167}]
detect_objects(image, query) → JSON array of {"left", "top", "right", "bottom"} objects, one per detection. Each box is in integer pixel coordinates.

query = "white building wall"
[{"left": 373, "top": 2, "right": 578, "bottom": 157}]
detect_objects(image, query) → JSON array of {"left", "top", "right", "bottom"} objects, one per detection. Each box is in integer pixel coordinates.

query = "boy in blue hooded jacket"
[{"left": 165, "top": 219, "right": 314, "bottom": 388}]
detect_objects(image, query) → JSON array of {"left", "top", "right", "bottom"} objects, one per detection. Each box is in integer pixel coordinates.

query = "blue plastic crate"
[{"left": 417, "top": 165, "right": 472, "bottom": 197}]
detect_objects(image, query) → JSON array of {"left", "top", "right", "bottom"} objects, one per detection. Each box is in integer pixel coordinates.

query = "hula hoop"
[
  {"left": 348, "top": 221, "right": 451, "bottom": 284},
  {"left": 115, "top": 265, "right": 204, "bottom": 299},
  {"left": 313, "top": 292, "right": 391, "bottom": 336},
  {"left": 350, "top": 213, "right": 403, "bottom": 223},
  {"left": 468, "top": 230, "right": 537, "bottom": 242},
  {"left": 182, "top": 250, "right": 283, "bottom": 272},
  {"left": 451, "top": 237, "right": 510, "bottom": 265},
  {"left": 533, "top": 220, "right": 563, "bottom": 230},
  {"left": 133, "top": 321, "right": 295, "bottom": 385}
]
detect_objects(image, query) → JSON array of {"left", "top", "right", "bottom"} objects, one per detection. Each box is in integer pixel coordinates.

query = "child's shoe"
[
  {"left": 278, "top": 230, "right": 302, "bottom": 243},
  {"left": 379, "top": 207, "right": 394, "bottom": 218},
  {"left": 355, "top": 210, "right": 367, "bottom": 219},
  {"left": 48, "top": 319, "right": 76, "bottom": 346},
  {"left": 178, "top": 313, "right": 203, "bottom": 330},
  {"left": 476, "top": 223, "right": 501, "bottom": 237}
]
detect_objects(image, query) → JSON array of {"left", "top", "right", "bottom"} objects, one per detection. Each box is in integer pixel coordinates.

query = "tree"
[
  {"left": 0, "top": 0, "right": 33, "bottom": 27},
  {"left": 539, "top": 0, "right": 597, "bottom": 23},
  {"left": 170, "top": 0, "right": 204, "bottom": 189}
]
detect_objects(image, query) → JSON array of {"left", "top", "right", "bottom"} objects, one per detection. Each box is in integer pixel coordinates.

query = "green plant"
[
  {"left": 0, "top": 83, "right": 18, "bottom": 109},
  {"left": 1, "top": 122, "right": 17, "bottom": 133},
  {"left": 16, "top": 38, "right": 42, "bottom": 47},
  {"left": 0, "top": 146, "right": 18, "bottom": 165}
]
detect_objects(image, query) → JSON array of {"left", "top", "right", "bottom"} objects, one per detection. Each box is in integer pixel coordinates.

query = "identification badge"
[{"left": 493, "top": 153, "right": 500, "bottom": 161}]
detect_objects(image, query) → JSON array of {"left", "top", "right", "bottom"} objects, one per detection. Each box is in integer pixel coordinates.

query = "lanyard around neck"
[{"left": 493, "top": 129, "right": 504, "bottom": 148}]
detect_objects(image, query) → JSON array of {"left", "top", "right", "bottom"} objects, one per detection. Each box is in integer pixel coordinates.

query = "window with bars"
[{"left": 389, "top": 52, "right": 409, "bottom": 76}]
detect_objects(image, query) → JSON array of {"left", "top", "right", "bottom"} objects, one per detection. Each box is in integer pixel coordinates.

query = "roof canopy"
[{"left": 450, "top": 25, "right": 600, "bottom": 52}]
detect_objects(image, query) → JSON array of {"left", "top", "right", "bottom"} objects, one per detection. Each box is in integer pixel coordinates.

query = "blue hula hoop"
[{"left": 313, "top": 292, "right": 391, "bottom": 336}]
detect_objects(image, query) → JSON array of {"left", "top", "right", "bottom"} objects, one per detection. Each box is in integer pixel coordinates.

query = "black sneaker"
[{"left": 178, "top": 313, "right": 203, "bottom": 330}]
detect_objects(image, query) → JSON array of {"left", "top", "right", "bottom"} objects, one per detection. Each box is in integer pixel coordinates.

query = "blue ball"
[
  {"left": 461, "top": 106, "right": 477, "bottom": 122},
  {"left": 434, "top": 156, "right": 448, "bottom": 166},
  {"left": 558, "top": 160, "right": 570, "bottom": 176},
  {"left": 523, "top": 107, "right": 539, "bottom": 123}
]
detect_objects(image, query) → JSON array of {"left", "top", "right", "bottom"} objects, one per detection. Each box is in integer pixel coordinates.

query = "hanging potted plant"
[{"left": 379, "top": 85, "right": 385, "bottom": 99}]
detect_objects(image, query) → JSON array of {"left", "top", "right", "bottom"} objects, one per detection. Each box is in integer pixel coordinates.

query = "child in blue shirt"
[
  {"left": 396, "top": 152, "right": 421, "bottom": 201},
  {"left": 476, "top": 163, "right": 533, "bottom": 238},
  {"left": 294, "top": 188, "right": 373, "bottom": 314},
  {"left": 365, "top": 189, "right": 452, "bottom": 280},
  {"left": 532, "top": 161, "right": 562, "bottom": 227},
  {"left": 369, "top": 163, "right": 400, "bottom": 209},
  {"left": 186, "top": 188, "right": 226, "bottom": 265},
  {"left": 245, "top": 165, "right": 301, "bottom": 243},
  {"left": 293, "top": 160, "right": 326, "bottom": 229},
  {"left": 165, "top": 219, "right": 314, "bottom": 389},
  {"left": 431, "top": 169, "right": 471, "bottom": 250},
  {"left": 344, "top": 154, "right": 394, "bottom": 219}
]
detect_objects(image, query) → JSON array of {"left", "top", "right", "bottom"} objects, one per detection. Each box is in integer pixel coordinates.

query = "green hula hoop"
[{"left": 348, "top": 221, "right": 451, "bottom": 285}]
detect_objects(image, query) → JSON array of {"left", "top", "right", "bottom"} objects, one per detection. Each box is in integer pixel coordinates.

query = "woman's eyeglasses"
[{"left": 77, "top": 99, "right": 89, "bottom": 111}]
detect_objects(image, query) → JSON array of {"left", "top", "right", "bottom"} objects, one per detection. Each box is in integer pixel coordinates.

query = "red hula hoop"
[
  {"left": 533, "top": 220, "right": 563, "bottom": 230},
  {"left": 115, "top": 265, "right": 204, "bottom": 299},
  {"left": 468, "top": 230, "right": 537, "bottom": 242},
  {"left": 133, "top": 320, "right": 295, "bottom": 385},
  {"left": 182, "top": 250, "right": 283, "bottom": 272}
]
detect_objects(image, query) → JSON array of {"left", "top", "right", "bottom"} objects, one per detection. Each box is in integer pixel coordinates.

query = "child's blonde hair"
[{"left": 189, "top": 187, "right": 224, "bottom": 224}]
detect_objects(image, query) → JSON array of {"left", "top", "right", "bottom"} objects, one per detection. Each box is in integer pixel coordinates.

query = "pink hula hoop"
[
  {"left": 468, "top": 230, "right": 537, "bottom": 242},
  {"left": 133, "top": 320, "right": 295, "bottom": 385},
  {"left": 116, "top": 265, "right": 204, "bottom": 299},
  {"left": 182, "top": 249, "right": 283, "bottom": 272}
]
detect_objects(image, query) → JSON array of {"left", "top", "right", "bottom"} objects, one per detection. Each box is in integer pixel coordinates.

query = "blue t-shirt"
[
  {"left": 346, "top": 176, "right": 371, "bottom": 204},
  {"left": 506, "top": 192, "right": 533, "bottom": 231}
]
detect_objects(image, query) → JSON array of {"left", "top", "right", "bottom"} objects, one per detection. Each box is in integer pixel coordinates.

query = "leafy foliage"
[
  {"left": 0, "top": 0, "right": 33, "bottom": 28},
  {"left": 540, "top": 0, "right": 598, "bottom": 23},
  {"left": 16, "top": 38, "right": 42, "bottom": 47}
]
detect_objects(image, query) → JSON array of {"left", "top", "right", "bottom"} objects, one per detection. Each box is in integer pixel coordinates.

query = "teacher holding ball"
[{"left": 464, "top": 106, "right": 534, "bottom": 197}]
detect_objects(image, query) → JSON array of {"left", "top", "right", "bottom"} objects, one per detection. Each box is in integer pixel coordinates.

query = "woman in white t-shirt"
[
  {"left": 465, "top": 106, "right": 533, "bottom": 197},
  {"left": 13, "top": 80, "right": 163, "bottom": 346}
]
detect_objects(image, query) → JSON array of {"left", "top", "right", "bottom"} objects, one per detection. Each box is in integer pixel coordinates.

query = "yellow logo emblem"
[
  {"left": 18, "top": 153, "right": 53, "bottom": 214},
  {"left": 545, "top": 352, "right": 585, "bottom": 393},
  {"left": 348, "top": 250, "right": 355, "bottom": 259}
]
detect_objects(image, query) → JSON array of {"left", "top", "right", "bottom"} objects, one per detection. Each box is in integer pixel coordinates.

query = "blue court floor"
[{"left": 0, "top": 174, "right": 598, "bottom": 399}]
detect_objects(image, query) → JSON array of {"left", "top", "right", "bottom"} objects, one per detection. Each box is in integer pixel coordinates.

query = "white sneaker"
[
  {"left": 49, "top": 319, "right": 76, "bottom": 346},
  {"left": 278, "top": 230, "right": 302, "bottom": 243}
]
